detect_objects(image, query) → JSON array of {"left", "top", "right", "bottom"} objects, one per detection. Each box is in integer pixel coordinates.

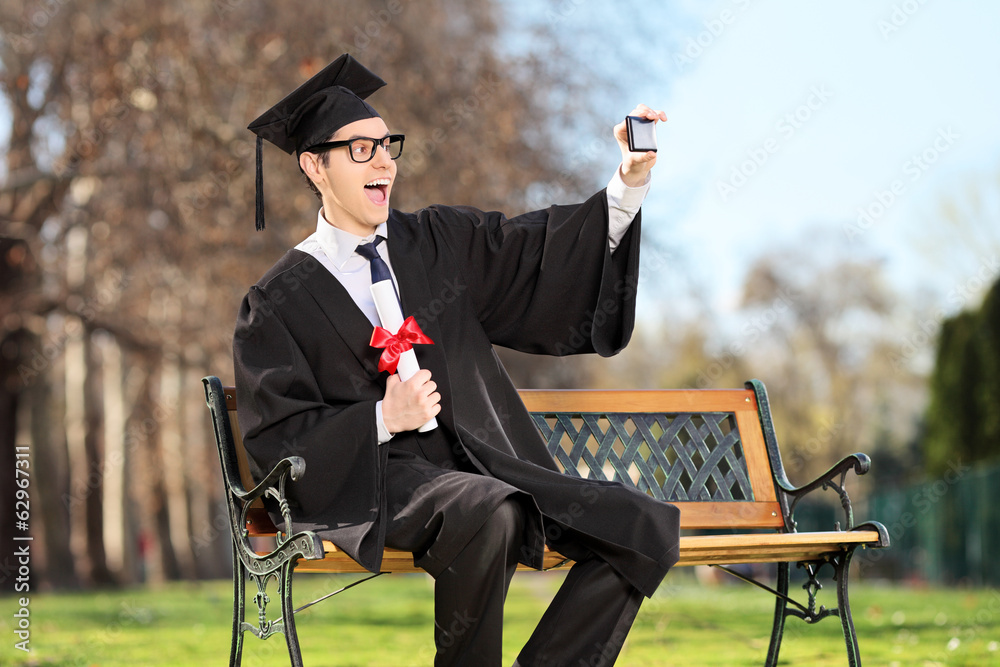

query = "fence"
[{"left": 856, "top": 460, "right": 1000, "bottom": 586}]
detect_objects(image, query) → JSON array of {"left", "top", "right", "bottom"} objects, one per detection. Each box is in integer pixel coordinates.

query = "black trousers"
[{"left": 430, "top": 498, "right": 646, "bottom": 667}]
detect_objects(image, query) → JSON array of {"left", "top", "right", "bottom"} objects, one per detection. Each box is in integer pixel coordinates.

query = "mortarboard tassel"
[{"left": 255, "top": 135, "right": 265, "bottom": 231}]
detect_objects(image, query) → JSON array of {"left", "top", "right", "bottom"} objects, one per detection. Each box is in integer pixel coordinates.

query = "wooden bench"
[{"left": 202, "top": 375, "right": 889, "bottom": 666}]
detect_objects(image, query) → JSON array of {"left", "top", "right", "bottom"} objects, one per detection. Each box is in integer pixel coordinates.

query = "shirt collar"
[{"left": 313, "top": 208, "right": 388, "bottom": 270}]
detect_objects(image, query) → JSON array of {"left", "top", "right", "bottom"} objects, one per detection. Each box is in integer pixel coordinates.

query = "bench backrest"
[
  {"left": 214, "top": 381, "right": 787, "bottom": 533},
  {"left": 519, "top": 388, "right": 784, "bottom": 530}
]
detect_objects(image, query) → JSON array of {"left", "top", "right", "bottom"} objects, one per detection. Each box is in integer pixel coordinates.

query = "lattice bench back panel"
[
  {"left": 531, "top": 411, "right": 753, "bottom": 502},
  {"left": 520, "top": 389, "right": 785, "bottom": 531}
]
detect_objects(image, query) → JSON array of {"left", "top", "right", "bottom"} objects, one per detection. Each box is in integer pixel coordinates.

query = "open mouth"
[{"left": 364, "top": 178, "right": 391, "bottom": 206}]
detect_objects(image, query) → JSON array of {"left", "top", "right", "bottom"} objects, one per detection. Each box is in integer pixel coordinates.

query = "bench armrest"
[
  {"left": 776, "top": 452, "right": 871, "bottom": 532},
  {"left": 747, "top": 378, "right": 877, "bottom": 533},
  {"left": 234, "top": 455, "right": 305, "bottom": 540},
  {"left": 232, "top": 455, "right": 305, "bottom": 503}
]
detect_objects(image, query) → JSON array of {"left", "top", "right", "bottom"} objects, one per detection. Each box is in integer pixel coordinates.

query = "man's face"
[{"left": 302, "top": 116, "right": 397, "bottom": 236}]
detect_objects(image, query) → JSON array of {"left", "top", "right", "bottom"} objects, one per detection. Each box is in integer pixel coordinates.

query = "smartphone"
[{"left": 626, "top": 116, "right": 657, "bottom": 153}]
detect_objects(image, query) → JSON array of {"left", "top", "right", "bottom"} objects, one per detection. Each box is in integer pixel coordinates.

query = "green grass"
[{"left": 2, "top": 572, "right": 999, "bottom": 666}]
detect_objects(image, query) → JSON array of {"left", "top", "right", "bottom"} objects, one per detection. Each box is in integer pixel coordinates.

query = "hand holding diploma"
[{"left": 370, "top": 280, "right": 439, "bottom": 432}]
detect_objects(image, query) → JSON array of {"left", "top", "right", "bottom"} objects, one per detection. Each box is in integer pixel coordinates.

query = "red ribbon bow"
[{"left": 369, "top": 316, "right": 434, "bottom": 374}]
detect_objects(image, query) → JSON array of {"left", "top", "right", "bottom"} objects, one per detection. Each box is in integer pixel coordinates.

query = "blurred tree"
[
  {"left": 979, "top": 279, "right": 1000, "bottom": 449},
  {"left": 914, "top": 164, "right": 1000, "bottom": 476},
  {"left": 1, "top": 0, "right": 606, "bottom": 588},
  {"left": 923, "top": 278, "right": 1000, "bottom": 475},
  {"left": 722, "top": 230, "right": 921, "bottom": 484},
  {"left": 910, "top": 167, "right": 1000, "bottom": 287}
]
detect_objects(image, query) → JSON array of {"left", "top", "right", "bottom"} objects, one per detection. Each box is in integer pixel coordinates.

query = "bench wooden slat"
[
  {"left": 267, "top": 530, "right": 884, "bottom": 573},
  {"left": 290, "top": 545, "right": 572, "bottom": 573},
  {"left": 244, "top": 499, "right": 784, "bottom": 537},
  {"left": 517, "top": 388, "right": 757, "bottom": 413},
  {"left": 676, "top": 530, "right": 884, "bottom": 566},
  {"left": 733, "top": 408, "right": 779, "bottom": 504},
  {"left": 228, "top": 409, "right": 257, "bottom": 500},
  {"left": 669, "top": 501, "right": 782, "bottom": 529}
]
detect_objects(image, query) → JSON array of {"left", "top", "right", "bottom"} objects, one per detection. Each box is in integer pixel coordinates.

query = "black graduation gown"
[{"left": 233, "top": 189, "right": 680, "bottom": 598}]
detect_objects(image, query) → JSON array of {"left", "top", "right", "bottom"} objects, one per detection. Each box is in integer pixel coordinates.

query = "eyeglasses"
[{"left": 307, "top": 134, "right": 405, "bottom": 163}]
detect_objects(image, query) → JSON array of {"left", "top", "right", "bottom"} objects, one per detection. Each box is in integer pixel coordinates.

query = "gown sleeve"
[{"left": 424, "top": 188, "right": 642, "bottom": 357}]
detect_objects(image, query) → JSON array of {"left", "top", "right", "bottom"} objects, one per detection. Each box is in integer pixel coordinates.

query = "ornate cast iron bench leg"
[
  {"left": 836, "top": 547, "right": 862, "bottom": 667},
  {"left": 280, "top": 559, "right": 305, "bottom": 667},
  {"left": 231, "top": 544, "right": 246, "bottom": 667},
  {"left": 765, "top": 561, "right": 790, "bottom": 667},
  {"left": 762, "top": 549, "right": 866, "bottom": 667},
  {"left": 237, "top": 559, "right": 308, "bottom": 667}
]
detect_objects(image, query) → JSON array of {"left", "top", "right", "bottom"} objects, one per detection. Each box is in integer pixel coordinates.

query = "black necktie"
[
  {"left": 355, "top": 237, "right": 392, "bottom": 284},
  {"left": 356, "top": 236, "right": 402, "bottom": 311}
]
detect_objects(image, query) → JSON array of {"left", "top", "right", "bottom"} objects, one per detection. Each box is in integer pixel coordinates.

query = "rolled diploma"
[{"left": 371, "top": 280, "right": 438, "bottom": 432}]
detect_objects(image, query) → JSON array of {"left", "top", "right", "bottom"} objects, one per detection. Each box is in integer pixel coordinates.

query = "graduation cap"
[{"left": 248, "top": 54, "right": 387, "bottom": 230}]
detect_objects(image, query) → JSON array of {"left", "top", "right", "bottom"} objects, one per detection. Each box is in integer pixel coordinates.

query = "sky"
[
  {"left": 4, "top": 0, "right": 998, "bottom": 326},
  {"left": 507, "top": 0, "right": 1000, "bottom": 323}
]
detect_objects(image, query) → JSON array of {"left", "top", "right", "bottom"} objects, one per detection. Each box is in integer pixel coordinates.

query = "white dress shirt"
[{"left": 295, "top": 166, "right": 650, "bottom": 443}]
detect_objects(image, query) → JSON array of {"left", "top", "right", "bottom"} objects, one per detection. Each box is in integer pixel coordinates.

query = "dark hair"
[{"left": 300, "top": 150, "right": 331, "bottom": 202}]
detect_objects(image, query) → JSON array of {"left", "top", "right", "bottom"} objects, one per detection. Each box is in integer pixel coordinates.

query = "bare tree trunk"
[
  {"left": 184, "top": 357, "right": 223, "bottom": 578},
  {"left": 64, "top": 226, "right": 88, "bottom": 582},
  {"left": 160, "top": 354, "right": 196, "bottom": 579},
  {"left": 63, "top": 226, "right": 110, "bottom": 585},
  {"left": 98, "top": 332, "right": 128, "bottom": 583},
  {"left": 64, "top": 318, "right": 91, "bottom": 583},
  {"left": 127, "top": 360, "right": 169, "bottom": 584},
  {"left": 84, "top": 328, "right": 112, "bottom": 585},
  {"left": 62, "top": 225, "right": 112, "bottom": 586},
  {"left": 28, "top": 340, "right": 76, "bottom": 590}
]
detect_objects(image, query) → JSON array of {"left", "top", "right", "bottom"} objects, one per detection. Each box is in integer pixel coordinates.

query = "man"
[{"left": 235, "top": 54, "right": 679, "bottom": 666}]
